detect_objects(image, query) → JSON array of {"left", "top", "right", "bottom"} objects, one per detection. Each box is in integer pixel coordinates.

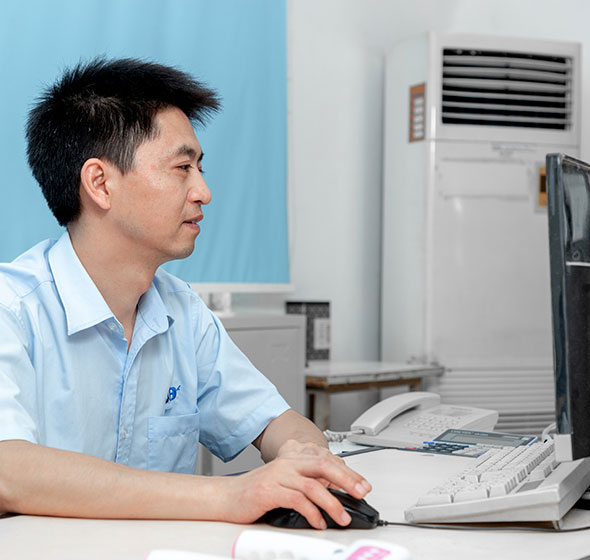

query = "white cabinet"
[{"left": 197, "top": 314, "right": 306, "bottom": 475}]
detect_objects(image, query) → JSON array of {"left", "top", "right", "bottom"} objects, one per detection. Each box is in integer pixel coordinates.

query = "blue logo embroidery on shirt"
[{"left": 165, "top": 385, "right": 181, "bottom": 404}]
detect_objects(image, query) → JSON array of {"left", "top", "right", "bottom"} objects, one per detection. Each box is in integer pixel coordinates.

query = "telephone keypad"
[{"left": 404, "top": 413, "right": 460, "bottom": 435}]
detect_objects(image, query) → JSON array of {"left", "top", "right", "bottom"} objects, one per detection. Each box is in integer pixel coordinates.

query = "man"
[{"left": 0, "top": 58, "right": 370, "bottom": 529}]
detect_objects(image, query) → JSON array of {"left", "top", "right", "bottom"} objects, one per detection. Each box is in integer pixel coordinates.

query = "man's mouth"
[
  {"left": 184, "top": 215, "right": 203, "bottom": 225},
  {"left": 183, "top": 215, "right": 203, "bottom": 233}
]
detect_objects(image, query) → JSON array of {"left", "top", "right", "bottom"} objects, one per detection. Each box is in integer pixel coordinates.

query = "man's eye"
[{"left": 179, "top": 164, "right": 192, "bottom": 171}]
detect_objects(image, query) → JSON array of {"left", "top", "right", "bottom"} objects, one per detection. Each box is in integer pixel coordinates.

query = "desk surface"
[
  {"left": 2, "top": 449, "right": 589, "bottom": 560},
  {"left": 305, "top": 361, "right": 444, "bottom": 385}
]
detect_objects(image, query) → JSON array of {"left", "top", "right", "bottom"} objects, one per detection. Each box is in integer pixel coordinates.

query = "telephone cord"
[{"left": 323, "top": 429, "right": 363, "bottom": 442}]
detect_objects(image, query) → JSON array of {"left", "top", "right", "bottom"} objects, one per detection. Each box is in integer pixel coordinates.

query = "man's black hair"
[{"left": 26, "top": 57, "right": 220, "bottom": 226}]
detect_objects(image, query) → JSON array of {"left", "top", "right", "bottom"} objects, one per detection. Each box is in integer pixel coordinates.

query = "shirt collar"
[
  {"left": 137, "top": 280, "right": 174, "bottom": 334},
  {"left": 48, "top": 231, "right": 172, "bottom": 336}
]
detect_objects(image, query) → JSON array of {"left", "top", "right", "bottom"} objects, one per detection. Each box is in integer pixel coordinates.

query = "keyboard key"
[
  {"left": 454, "top": 487, "right": 489, "bottom": 502},
  {"left": 489, "top": 480, "right": 511, "bottom": 497},
  {"left": 416, "top": 492, "right": 453, "bottom": 506},
  {"left": 528, "top": 468, "right": 546, "bottom": 482}
]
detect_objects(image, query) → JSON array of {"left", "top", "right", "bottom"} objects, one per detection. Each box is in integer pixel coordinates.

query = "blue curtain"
[{"left": 0, "top": 0, "right": 289, "bottom": 284}]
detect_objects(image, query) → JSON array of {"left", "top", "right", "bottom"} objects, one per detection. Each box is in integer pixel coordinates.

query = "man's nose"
[{"left": 189, "top": 171, "right": 211, "bottom": 205}]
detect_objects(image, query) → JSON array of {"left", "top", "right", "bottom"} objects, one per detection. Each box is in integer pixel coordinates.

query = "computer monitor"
[{"left": 546, "top": 153, "right": 590, "bottom": 462}]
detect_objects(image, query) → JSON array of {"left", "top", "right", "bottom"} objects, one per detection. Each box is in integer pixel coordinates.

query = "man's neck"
[{"left": 67, "top": 224, "right": 157, "bottom": 347}]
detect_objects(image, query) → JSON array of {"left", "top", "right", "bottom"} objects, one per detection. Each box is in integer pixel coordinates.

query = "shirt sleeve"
[
  {"left": 0, "top": 303, "right": 40, "bottom": 444},
  {"left": 192, "top": 300, "right": 290, "bottom": 462}
]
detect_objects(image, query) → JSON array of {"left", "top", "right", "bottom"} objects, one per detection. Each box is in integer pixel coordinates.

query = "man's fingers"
[
  {"left": 283, "top": 478, "right": 352, "bottom": 528},
  {"left": 301, "top": 481, "right": 353, "bottom": 527},
  {"left": 295, "top": 454, "right": 372, "bottom": 500},
  {"left": 275, "top": 440, "right": 372, "bottom": 498},
  {"left": 284, "top": 487, "right": 328, "bottom": 529}
]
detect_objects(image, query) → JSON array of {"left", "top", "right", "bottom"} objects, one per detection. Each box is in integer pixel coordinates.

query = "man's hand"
[
  {"left": 222, "top": 439, "right": 371, "bottom": 529},
  {"left": 225, "top": 410, "right": 373, "bottom": 530}
]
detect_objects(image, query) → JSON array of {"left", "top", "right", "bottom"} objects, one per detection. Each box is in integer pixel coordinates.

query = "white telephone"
[{"left": 347, "top": 391, "right": 498, "bottom": 449}]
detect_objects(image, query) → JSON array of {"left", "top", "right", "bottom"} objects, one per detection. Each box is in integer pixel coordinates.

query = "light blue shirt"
[{"left": 0, "top": 232, "right": 289, "bottom": 473}]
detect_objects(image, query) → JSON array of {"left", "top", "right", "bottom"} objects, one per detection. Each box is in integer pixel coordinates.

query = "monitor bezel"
[{"left": 546, "top": 152, "right": 590, "bottom": 462}]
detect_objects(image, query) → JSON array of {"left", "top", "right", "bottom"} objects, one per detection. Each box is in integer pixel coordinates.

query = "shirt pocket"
[{"left": 147, "top": 412, "right": 200, "bottom": 474}]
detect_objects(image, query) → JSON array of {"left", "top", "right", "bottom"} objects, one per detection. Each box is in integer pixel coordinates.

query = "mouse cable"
[{"left": 377, "top": 519, "right": 590, "bottom": 533}]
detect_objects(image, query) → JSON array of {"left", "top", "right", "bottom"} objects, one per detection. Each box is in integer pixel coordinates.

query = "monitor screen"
[{"left": 546, "top": 153, "right": 590, "bottom": 461}]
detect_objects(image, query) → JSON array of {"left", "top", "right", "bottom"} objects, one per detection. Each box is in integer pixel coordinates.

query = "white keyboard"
[{"left": 405, "top": 440, "right": 590, "bottom": 524}]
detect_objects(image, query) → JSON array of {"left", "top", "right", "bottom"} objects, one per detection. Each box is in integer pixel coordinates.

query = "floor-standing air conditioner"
[{"left": 381, "top": 33, "right": 581, "bottom": 434}]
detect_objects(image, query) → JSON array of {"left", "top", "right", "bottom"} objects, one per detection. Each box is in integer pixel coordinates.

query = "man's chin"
[
  {"left": 175, "top": 245, "right": 196, "bottom": 261},
  {"left": 164, "top": 243, "right": 196, "bottom": 263}
]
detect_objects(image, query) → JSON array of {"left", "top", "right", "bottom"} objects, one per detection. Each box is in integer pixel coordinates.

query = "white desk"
[
  {"left": 2, "top": 449, "right": 589, "bottom": 560},
  {"left": 305, "top": 361, "right": 444, "bottom": 430}
]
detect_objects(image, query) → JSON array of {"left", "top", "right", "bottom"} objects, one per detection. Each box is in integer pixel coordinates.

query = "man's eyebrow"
[{"left": 171, "top": 145, "right": 202, "bottom": 161}]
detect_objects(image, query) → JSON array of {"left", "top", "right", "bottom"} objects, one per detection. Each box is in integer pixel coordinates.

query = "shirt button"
[
  {"left": 121, "top": 428, "right": 128, "bottom": 439},
  {"left": 108, "top": 322, "right": 117, "bottom": 331}
]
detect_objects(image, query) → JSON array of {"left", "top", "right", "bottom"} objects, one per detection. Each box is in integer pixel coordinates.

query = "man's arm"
[
  {"left": 252, "top": 408, "right": 329, "bottom": 461},
  {"left": 0, "top": 432, "right": 370, "bottom": 530},
  {"left": 0, "top": 440, "right": 231, "bottom": 520}
]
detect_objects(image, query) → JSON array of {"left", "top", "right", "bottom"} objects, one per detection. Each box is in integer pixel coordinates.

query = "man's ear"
[{"left": 80, "top": 158, "right": 115, "bottom": 211}]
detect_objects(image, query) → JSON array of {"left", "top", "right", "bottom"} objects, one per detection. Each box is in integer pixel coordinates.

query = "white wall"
[{"left": 286, "top": 0, "right": 590, "bottom": 429}]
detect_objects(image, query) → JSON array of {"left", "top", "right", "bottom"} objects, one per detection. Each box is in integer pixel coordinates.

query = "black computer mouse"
[{"left": 257, "top": 488, "right": 380, "bottom": 529}]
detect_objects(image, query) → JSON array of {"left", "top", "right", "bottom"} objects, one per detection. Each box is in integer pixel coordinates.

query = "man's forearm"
[
  {"left": 0, "top": 428, "right": 371, "bottom": 530},
  {"left": 253, "top": 409, "right": 328, "bottom": 463},
  {"left": 0, "top": 440, "right": 227, "bottom": 520}
]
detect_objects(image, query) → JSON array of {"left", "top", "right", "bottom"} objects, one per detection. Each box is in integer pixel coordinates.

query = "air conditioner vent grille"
[{"left": 441, "top": 48, "right": 573, "bottom": 130}]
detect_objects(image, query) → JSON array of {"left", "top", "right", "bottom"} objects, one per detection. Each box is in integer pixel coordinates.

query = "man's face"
[{"left": 109, "top": 106, "right": 211, "bottom": 266}]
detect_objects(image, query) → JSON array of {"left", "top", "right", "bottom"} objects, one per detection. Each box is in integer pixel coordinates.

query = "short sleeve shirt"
[{"left": 0, "top": 232, "right": 289, "bottom": 473}]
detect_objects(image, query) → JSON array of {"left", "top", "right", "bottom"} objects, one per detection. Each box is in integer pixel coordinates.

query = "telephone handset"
[
  {"left": 348, "top": 391, "right": 499, "bottom": 449},
  {"left": 352, "top": 391, "right": 441, "bottom": 436}
]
